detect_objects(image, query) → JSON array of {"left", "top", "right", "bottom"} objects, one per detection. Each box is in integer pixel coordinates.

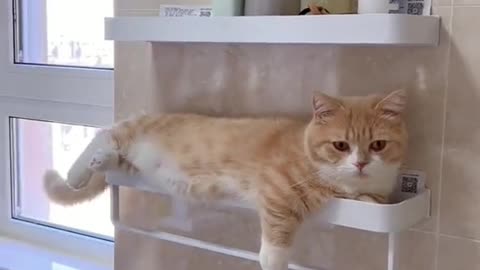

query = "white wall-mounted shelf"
[
  {"left": 106, "top": 172, "right": 430, "bottom": 233},
  {"left": 105, "top": 14, "right": 440, "bottom": 46},
  {"left": 106, "top": 171, "right": 430, "bottom": 270}
]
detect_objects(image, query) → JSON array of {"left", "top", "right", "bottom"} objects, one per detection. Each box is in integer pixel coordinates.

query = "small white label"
[
  {"left": 396, "top": 169, "right": 426, "bottom": 196},
  {"left": 159, "top": 5, "right": 213, "bottom": 17},
  {"left": 388, "top": 0, "right": 432, "bottom": 15}
]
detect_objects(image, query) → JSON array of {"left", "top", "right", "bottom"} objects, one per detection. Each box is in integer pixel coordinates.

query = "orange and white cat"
[{"left": 44, "top": 90, "right": 407, "bottom": 270}]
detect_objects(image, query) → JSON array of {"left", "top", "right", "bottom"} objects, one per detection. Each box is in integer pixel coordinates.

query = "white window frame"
[
  {"left": 1, "top": 0, "right": 114, "bottom": 106},
  {"left": 0, "top": 0, "right": 114, "bottom": 266}
]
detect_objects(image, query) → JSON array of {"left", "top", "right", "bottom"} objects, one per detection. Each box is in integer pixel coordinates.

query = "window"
[
  {"left": 10, "top": 118, "right": 114, "bottom": 239},
  {"left": 13, "top": 0, "right": 114, "bottom": 69},
  {"left": 1, "top": 0, "right": 114, "bottom": 262}
]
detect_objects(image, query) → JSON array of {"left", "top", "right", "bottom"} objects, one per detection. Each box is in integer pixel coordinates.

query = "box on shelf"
[{"left": 158, "top": 0, "right": 244, "bottom": 17}]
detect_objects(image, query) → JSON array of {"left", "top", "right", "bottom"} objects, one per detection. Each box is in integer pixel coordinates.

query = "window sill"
[{"left": 0, "top": 236, "right": 112, "bottom": 270}]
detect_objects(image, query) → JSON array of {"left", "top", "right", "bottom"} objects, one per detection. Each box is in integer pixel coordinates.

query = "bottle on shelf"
[{"left": 244, "top": 0, "right": 300, "bottom": 15}]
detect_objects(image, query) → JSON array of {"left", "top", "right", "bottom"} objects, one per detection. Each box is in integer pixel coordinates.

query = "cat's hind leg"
[
  {"left": 65, "top": 129, "right": 115, "bottom": 189},
  {"left": 89, "top": 148, "right": 141, "bottom": 177},
  {"left": 89, "top": 148, "right": 119, "bottom": 172}
]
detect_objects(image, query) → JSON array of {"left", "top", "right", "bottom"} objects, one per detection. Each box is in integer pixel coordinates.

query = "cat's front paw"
[
  {"left": 89, "top": 149, "right": 118, "bottom": 171},
  {"left": 356, "top": 194, "right": 388, "bottom": 204},
  {"left": 259, "top": 241, "right": 290, "bottom": 270}
]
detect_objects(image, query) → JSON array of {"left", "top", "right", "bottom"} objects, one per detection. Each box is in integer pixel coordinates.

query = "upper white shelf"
[{"left": 105, "top": 14, "right": 440, "bottom": 46}]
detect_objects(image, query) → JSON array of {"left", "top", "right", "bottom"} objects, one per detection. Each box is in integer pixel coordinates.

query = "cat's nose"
[{"left": 355, "top": 162, "right": 368, "bottom": 171}]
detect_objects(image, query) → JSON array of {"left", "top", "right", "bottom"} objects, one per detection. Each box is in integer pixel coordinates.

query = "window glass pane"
[
  {"left": 14, "top": 0, "right": 114, "bottom": 69},
  {"left": 10, "top": 118, "right": 113, "bottom": 239}
]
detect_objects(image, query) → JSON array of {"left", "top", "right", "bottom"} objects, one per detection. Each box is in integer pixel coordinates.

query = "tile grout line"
[
  {"left": 410, "top": 228, "right": 480, "bottom": 244},
  {"left": 433, "top": 4, "right": 455, "bottom": 270},
  {"left": 451, "top": 4, "right": 480, "bottom": 6},
  {"left": 438, "top": 232, "right": 480, "bottom": 244}
]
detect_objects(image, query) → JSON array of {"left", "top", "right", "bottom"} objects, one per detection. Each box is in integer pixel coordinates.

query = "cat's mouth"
[{"left": 355, "top": 171, "right": 369, "bottom": 178}]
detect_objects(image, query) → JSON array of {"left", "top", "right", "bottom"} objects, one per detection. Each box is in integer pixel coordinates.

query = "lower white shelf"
[{"left": 106, "top": 171, "right": 430, "bottom": 233}]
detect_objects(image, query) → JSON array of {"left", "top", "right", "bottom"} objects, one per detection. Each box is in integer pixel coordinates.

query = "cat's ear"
[
  {"left": 308, "top": 3, "right": 322, "bottom": 14},
  {"left": 375, "top": 89, "right": 407, "bottom": 119},
  {"left": 312, "top": 92, "right": 340, "bottom": 123}
]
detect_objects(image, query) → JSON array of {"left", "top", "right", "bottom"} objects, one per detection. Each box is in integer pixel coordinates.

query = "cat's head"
[{"left": 304, "top": 90, "right": 408, "bottom": 195}]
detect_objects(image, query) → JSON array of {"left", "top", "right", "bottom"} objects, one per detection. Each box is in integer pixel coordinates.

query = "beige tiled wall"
[{"left": 113, "top": 1, "right": 480, "bottom": 269}]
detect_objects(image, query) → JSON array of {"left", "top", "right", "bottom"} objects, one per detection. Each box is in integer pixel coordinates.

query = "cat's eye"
[
  {"left": 332, "top": 141, "right": 350, "bottom": 152},
  {"left": 370, "top": 140, "right": 387, "bottom": 152}
]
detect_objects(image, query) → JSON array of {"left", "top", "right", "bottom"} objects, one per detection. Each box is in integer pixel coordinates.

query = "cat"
[{"left": 43, "top": 89, "right": 407, "bottom": 270}]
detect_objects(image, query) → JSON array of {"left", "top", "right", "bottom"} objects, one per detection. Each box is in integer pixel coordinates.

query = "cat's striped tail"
[
  {"left": 43, "top": 130, "right": 111, "bottom": 205},
  {"left": 43, "top": 170, "right": 108, "bottom": 206}
]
